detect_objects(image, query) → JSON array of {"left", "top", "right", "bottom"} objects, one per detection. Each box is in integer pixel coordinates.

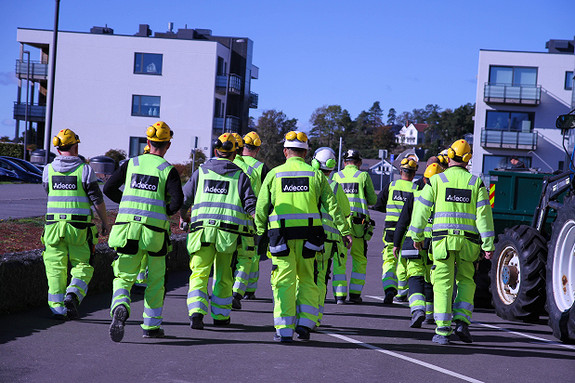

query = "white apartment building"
[
  {"left": 394, "top": 122, "right": 428, "bottom": 146},
  {"left": 14, "top": 24, "right": 259, "bottom": 164},
  {"left": 471, "top": 39, "right": 575, "bottom": 178}
]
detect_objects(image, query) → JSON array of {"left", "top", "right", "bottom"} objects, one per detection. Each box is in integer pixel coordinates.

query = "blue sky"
[{"left": 1, "top": 0, "right": 574, "bottom": 139}]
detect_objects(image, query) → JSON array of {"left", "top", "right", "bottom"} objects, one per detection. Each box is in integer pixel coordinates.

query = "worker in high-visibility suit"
[
  {"left": 332, "top": 150, "right": 377, "bottom": 304},
  {"left": 105, "top": 121, "right": 183, "bottom": 342},
  {"left": 229, "top": 133, "right": 259, "bottom": 310},
  {"left": 42, "top": 129, "right": 110, "bottom": 320},
  {"left": 180, "top": 133, "right": 257, "bottom": 330},
  {"left": 241, "top": 131, "right": 270, "bottom": 300},
  {"left": 377, "top": 156, "right": 419, "bottom": 304},
  {"left": 312, "top": 147, "right": 352, "bottom": 326},
  {"left": 393, "top": 163, "right": 444, "bottom": 328},
  {"left": 134, "top": 145, "right": 151, "bottom": 292},
  {"left": 408, "top": 139, "right": 495, "bottom": 345},
  {"left": 255, "top": 131, "right": 351, "bottom": 343}
]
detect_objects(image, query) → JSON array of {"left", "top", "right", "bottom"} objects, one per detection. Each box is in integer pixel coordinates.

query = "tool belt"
[
  {"left": 46, "top": 214, "right": 89, "bottom": 222},
  {"left": 189, "top": 220, "right": 252, "bottom": 235},
  {"left": 432, "top": 229, "right": 480, "bottom": 245}
]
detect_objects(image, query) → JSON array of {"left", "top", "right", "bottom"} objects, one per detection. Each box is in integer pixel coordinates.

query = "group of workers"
[{"left": 41, "top": 121, "right": 494, "bottom": 346}]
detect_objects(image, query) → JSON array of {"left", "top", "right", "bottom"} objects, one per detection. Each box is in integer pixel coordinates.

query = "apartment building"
[
  {"left": 471, "top": 39, "right": 575, "bottom": 178},
  {"left": 14, "top": 23, "right": 259, "bottom": 164}
]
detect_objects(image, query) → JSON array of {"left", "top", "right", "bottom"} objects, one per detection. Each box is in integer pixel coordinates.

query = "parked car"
[
  {"left": 0, "top": 156, "right": 42, "bottom": 176},
  {"left": 0, "top": 166, "right": 20, "bottom": 182},
  {"left": 0, "top": 157, "right": 42, "bottom": 183}
]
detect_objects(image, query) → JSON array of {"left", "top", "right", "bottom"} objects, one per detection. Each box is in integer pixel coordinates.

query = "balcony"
[
  {"left": 249, "top": 92, "right": 258, "bottom": 109},
  {"left": 215, "top": 74, "right": 243, "bottom": 95},
  {"left": 15, "top": 60, "right": 48, "bottom": 81},
  {"left": 13, "top": 102, "right": 46, "bottom": 122},
  {"left": 480, "top": 128, "right": 537, "bottom": 150},
  {"left": 484, "top": 83, "right": 541, "bottom": 105},
  {"left": 213, "top": 115, "right": 241, "bottom": 133}
]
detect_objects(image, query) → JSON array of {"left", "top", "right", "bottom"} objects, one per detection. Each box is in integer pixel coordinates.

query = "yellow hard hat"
[
  {"left": 214, "top": 133, "right": 237, "bottom": 153},
  {"left": 436, "top": 149, "right": 449, "bottom": 167},
  {"left": 447, "top": 139, "right": 472, "bottom": 162},
  {"left": 424, "top": 162, "right": 444, "bottom": 178},
  {"left": 231, "top": 133, "right": 244, "bottom": 148},
  {"left": 52, "top": 129, "right": 80, "bottom": 148},
  {"left": 284, "top": 131, "right": 309, "bottom": 149},
  {"left": 244, "top": 131, "right": 261, "bottom": 147},
  {"left": 146, "top": 121, "right": 173, "bottom": 142},
  {"left": 400, "top": 156, "right": 418, "bottom": 171},
  {"left": 143, "top": 145, "right": 150, "bottom": 154}
]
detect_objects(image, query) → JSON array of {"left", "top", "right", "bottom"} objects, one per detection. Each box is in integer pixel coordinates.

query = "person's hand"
[
  {"left": 393, "top": 246, "right": 398, "bottom": 258},
  {"left": 413, "top": 241, "right": 423, "bottom": 251},
  {"left": 100, "top": 222, "right": 110, "bottom": 237},
  {"left": 343, "top": 235, "right": 353, "bottom": 249},
  {"left": 179, "top": 217, "right": 189, "bottom": 231},
  {"left": 484, "top": 251, "right": 493, "bottom": 260}
]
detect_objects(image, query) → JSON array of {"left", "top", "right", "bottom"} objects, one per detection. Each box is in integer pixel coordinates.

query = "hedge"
[{"left": 0, "top": 142, "right": 24, "bottom": 158}]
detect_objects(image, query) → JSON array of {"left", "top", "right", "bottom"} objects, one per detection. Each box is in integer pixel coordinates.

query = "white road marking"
[{"left": 319, "top": 331, "right": 484, "bottom": 383}]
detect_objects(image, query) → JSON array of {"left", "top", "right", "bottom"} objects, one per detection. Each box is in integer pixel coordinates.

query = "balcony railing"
[
  {"left": 480, "top": 128, "right": 537, "bottom": 150},
  {"left": 213, "top": 115, "right": 241, "bottom": 134},
  {"left": 215, "top": 74, "right": 243, "bottom": 95},
  {"left": 13, "top": 102, "right": 46, "bottom": 122},
  {"left": 484, "top": 83, "right": 541, "bottom": 105},
  {"left": 15, "top": 60, "right": 48, "bottom": 81},
  {"left": 249, "top": 92, "right": 258, "bottom": 109}
]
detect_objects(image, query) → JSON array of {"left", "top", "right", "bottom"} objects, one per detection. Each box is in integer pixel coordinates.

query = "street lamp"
[{"left": 22, "top": 50, "right": 30, "bottom": 161}]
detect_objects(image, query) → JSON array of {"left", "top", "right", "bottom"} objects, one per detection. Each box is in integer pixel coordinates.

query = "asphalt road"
[{"left": 1, "top": 211, "right": 574, "bottom": 383}]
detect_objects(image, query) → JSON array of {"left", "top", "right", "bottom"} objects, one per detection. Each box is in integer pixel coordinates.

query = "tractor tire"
[
  {"left": 490, "top": 225, "right": 547, "bottom": 321},
  {"left": 546, "top": 196, "right": 575, "bottom": 343}
]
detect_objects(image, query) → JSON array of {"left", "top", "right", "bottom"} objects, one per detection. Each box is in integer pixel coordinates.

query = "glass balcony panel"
[
  {"left": 484, "top": 83, "right": 541, "bottom": 105},
  {"left": 480, "top": 128, "right": 537, "bottom": 150},
  {"left": 13, "top": 103, "right": 46, "bottom": 122},
  {"left": 15, "top": 60, "right": 48, "bottom": 81}
]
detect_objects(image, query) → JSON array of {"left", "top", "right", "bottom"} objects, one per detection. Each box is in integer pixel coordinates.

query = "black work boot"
[
  {"left": 190, "top": 313, "right": 204, "bottom": 330},
  {"left": 410, "top": 310, "right": 425, "bottom": 328},
  {"left": 383, "top": 288, "right": 397, "bottom": 305},
  {"left": 432, "top": 334, "right": 450, "bottom": 345},
  {"left": 109, "top": 305, "right": 128, "bottom": 343},
  {"left": 295, "top": 325, "right": 311, "bottom": 341},
  {"left": 244, "top": 292, "right": 256, "bottom": 300},
  {"left": 64, "top": 293, "right": 80, "bottom": 320},
  {"left": 348, "top": 294, "right": 363, "bottom": 304},
  {"left": 143, "top": 328, "right": 165, "bottom": 338},
  {"left": 454, "top": 320, "right": 473, "bottom": 343}
]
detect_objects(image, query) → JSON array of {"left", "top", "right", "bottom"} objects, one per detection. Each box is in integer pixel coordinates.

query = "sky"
[{"left": 1, "top": 0, "right": 574, "bottom": 139}]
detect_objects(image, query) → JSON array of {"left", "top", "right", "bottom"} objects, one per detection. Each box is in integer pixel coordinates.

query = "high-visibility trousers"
[
  {"left": 347, "top": 236, "right": 367, "bottom": 296},
  {"left": 382, "top": 230, "right": 398, "bottom": 293},
  {"left": 42, "top": 223, "right": 94, "bottom": 316},
  {"left": 110, "top": 248, "right": 166, "bottom": 330},
  {"left": 270, "top": 239, "right": 319, "bottom": 338},
  {"left": 187, "top": 243, "right": 235, "bottom": 321},
  {"left": 317, "top": 239, "right": 344, "bottom": 324},
  {"left": 431, "top": 238, "right": 480, "bottom": 336},
  {"left": 232, "top": 236, "right": 254, "bottom": 298},
  {"left": 331, "top": 240, "right": 348, "bottom": 299},
  {"left": 405, "top": 250, "right": 433, "bottom": 315}
]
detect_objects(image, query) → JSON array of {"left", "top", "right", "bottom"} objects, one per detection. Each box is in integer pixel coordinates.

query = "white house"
[
  {"left": 395, "top": 122, "right": 428, "bottom": 145},
  {"left": 14, "top": 24, "right": 259, "bottom": 164},
  {"left": 471, "top": 39, "right": 574, "bottom": 178}
]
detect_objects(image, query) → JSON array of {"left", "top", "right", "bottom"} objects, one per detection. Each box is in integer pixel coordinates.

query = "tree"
[
  {"left": 105, "top": 149, "right": 127, "bottom": 169},
  {"left": 387, "top": 108, "right": 397, "bottom": 126},
  {"left": 255, "top": 109, "right": 298, "bottom": 168},
  {"left": 309, "top": 105, "right": 346, "bottom": 149}
]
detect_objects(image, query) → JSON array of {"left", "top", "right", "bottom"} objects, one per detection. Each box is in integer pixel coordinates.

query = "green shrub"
[
  {"left": 104, "top": 149, "right": 127, "bottom": 169},
  {"left": 0, "top": 143, "right": 24, "bottom": 158}
]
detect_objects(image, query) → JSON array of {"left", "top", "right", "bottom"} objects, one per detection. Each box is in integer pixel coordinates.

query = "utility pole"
[
  {"left": 23, "top": 51, "right": 30, "bottom": 160},
  {"left": 44, "top": 0, "right": 60, "bottom": 164}
]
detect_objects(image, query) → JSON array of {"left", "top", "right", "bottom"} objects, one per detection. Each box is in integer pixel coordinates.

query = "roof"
[{"left": 413, "top": 123, "right": 428, "bottom": 133}]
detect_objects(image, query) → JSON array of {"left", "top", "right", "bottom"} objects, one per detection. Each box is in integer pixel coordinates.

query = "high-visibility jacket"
[
  {"left": 46, "top": 163, "right": 92, "bottom": 223},
  {"left": 321, "top": 178, "right": 352, "bottom": 241},
  {"left": 190, "top": 165, "right": 253, "bottom": 235},
  {"left": 384, "top": 179, "right": 418, "bottom": 227},
  {"left": 408, "top": 166, "right": 495, "bottom": 251},
  {"left": 242, "top": 155, "right": 265, "bottom": 196},
  {"left": 234, "top": 155, "right": 260, "bottom": 197},
  {"left": 116, "top": 154, "right": 173, "bottom": 230},
  {"left": 333, "top": 165, "right": 377, "bottom": 218}
]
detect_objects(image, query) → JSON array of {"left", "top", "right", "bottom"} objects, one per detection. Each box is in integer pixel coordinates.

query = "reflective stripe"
[
  {"left": 137, "top": 272, "right": 146, "bottom": 280},
  {"left": 382, "top": 271, "right": 396, "bottom": 279},
  {"left": 133, "top": 157, "right": 139, "bottom": 167},
  {"left": 480, "top": 231, "right": 495, "bottom": 238},
  {"left": 48, "top": 293, "right": 65, "bottom": 303},
  {"left": 350, "top": 206, "right": 368, "bottom": 214},
  {"left": 66, "top": 287, "right": 86, "bottom": 301},
  {"left": 118, "top": 207, "right": 168, "bottom": 221},
  {"left": 402, "top": 249, "right": 419, "bottom": 256},
  {"left": 424, "top": 227, "right": 432, "bottom": 233},
  {"left": 113, "top": 296, "right": 131, "bottom": 307},
  {"left": 278, "top": 328, "right": 294, "bottom": 337},
  {"left": 416, "top": 196, "right": 433, "bottom": 207},
  {"left": 409, "top": 293, "right": 425, "bottom": 305},
  {"left": 333, "top": 286, "right": 347, "bottom": 293},
  {"left": 468, "top": 175, "right": 478, "bottom": 186},
  {"left": 187, "top": 290, "right": 209, "bottom": 300},
  {"left": 439, "top": 173, "right": 448, "bottom": 183},
  {"left": 143, "top": 317, "right": 162, "bottom": 327},
  {"left": 296, "top": 304, "right": 319, "bottom": 316},
  {"left": 412, "top": 184, "right": 418, "bottom": 190},
  {"left": 211, "top": 295, "right": 233, "bottom": 306},
  {"left": 351, "top": 272, "right": 365, "bottom": 281},
  {"left": 408, "top": 225, "right": 424, "bottom": 233},
  {"left": 274, "top": 316, "right": 296, "bottom": 326},
  {"left": 46, "top": 207, "right": 92, "bottom": 215},
  {"left": 269, "top": 243, "right": 288, "bottom": 253},
  {"left": 144, "top": 306, "right": 163, "bottom": 317},
  {"left": 476, "top": 199, "right": 489, "bottom": 208},
  {"left": 353, "top": 171, "right": 361, "bottom": 178},
  {"left": 453, "top": 301, "right": 474, "bottom": 312},
  {"left": 235, "top": 270, "right": 249, "bottom": 280},
  {"left": 323, "top": 225, "right": 340, "bottom": 235},
  {"left": 336, "top": 171, "right": 344, "bottom": 179},
  {"left": 50, "top": 306, "right": 67, "bottom": 315},
  {"left": 385, "top": 212, "right": 401, "bottom": 217},
  {"left": 69, "top": 277, "right": 89, "bottom": 292},
  {"left": 434, "top": 212, "right": 476, "bottom": 220},
  {"left": 122, "top": 195, "right": 167, "bottom": 207},
  {"left": 233, "top": 281, "right": 247, "bottom": 291},
  {"left": 269, "top": 213, "right": 321, "bottom": 221},
  {"left": 275, "top": 171, "right": 315, "bottom": 178},
  {"left": 192, "top": 213, "right": 249, "bottom": 226},
  {"left": 349, "top": 283, "right": 363, "bottom": 291},
  {"left": 454, "top": 312, "right": 472, "bottom": 322},
  {"left": 112, "top": 289, "right": 130, "bottom": 299},
  {"left": 332, "top": 274, "right": 347, "bottom": 281},
  {"left": 191, "top": 201, "right": 246, "bottom": 214},
  {"left": 432, "top": 223, "right": 478, "bottom": 233},
  {"left": 48, "top": 196, "right": 90, "bottom": 203},
  {"left": 211, "top": 306, "right": 231, "bottom": 317},
  {"left": 157, "top": 162, "right": 171, "bottom": 171},
  {"left": 349, "top": 197, "right": 367, "bottom": 205},
  {"left": 386, "top": 204, "right": 403, "bottom": 210},
  {"left": 304, "top": 241, "right": 323, "bottom": 252},
  {"left": 296, "top": 317, "right": 317, "bottom": 329},
  {"left": 188, "top": 301, "right": 208, "bottom": 312},
  {"left": 434, "top": 312, "right": 453, "bottom": 322}
]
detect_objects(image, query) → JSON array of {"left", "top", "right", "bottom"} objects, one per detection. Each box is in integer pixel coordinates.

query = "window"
[
  {"left": 489, "top": 66, "right": 537, "bottom": 86},
  {"left": 217, "top": 56, "right": 226, "bottom": 75},
  {"left": 486, "top": 111, "right": 534, "bottom": 132},
  {"left": 565, "top": 71, "right": 574, "bottom": 90},
  {"left": 129, "top": 137, "right": 148, "bottom": 158},
  {"left": 134, "top": 53, "right": 163, "bottom": 75},
  {"left": 483, "top": 155, "right": 531, "bottom": 174},
  {"left": 132, "top": 95, "right": 160, "bottom": 117},
  {"left": 214, "top": 98, "right": 224, "bottom": 117}
]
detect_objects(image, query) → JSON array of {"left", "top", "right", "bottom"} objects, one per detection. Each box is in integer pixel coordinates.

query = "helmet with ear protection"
[
  {"left": 231, "top": 133, "right": 244, "bottom": 148},
  {"left": 284, "top": 131, "right": 309, "bottom": 149},
  {"left": 146, "top": 121, "right": 173, "bottom": 142},
  {"left": 447, "top": 139, "right": 472, "bottom": 162},
  {"left": 213, "top": 133, "right": 237, "bottom": 153},
  {"left": 400, "top": 156, "right": 418, "bottom": 171},
  {"left": 424, "top": 162, "right": 444, "bottom": 178},
  {"left": 312, "top": 147, "right": 337, "bottom": 171},
  {"left": 52, "top": 129, "right": 80, "bottom": 148},
  {"left": 243, "top": 131, "right": 261, "bottom": 147}
]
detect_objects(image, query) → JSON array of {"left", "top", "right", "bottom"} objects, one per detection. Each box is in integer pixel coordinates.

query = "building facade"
[
  {"left": 14, "top": 24, "right": 259, "bottom": 164},
  {"left": 394, "top": 122, "right": 428, "bottom": 146},
  {"left": 471, "top": 39, "right": 574, "bottom": 178}
]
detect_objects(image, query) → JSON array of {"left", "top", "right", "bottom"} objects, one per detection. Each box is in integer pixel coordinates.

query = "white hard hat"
[{"left": 312, "top": 147, "right": 337, "bottom": 170}]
